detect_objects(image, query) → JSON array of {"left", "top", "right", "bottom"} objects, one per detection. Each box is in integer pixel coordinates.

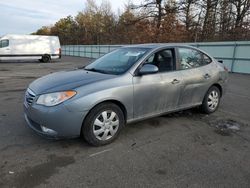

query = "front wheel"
[
  {"left": 82, "top": 103, "right": 125, "bottom": 146},
  {"left": 201, "top": 86, "right": 221, "bottom": 114}
]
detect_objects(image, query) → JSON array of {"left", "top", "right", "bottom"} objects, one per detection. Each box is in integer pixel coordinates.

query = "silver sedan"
[{"left": 24, "top": 44, "right": 228, "bottom": 146}]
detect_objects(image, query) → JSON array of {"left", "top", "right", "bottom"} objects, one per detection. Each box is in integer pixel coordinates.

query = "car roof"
[
  {"left": 122, "top": 43, "right": 195, "bottom": 49},
  {"left": 121, "top": 43, "right": 213, "bottom": 60}
]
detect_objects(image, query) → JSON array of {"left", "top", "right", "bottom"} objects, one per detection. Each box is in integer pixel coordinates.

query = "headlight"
[{"left": 36, "top": 91, "right": 76, "bottom": 106}]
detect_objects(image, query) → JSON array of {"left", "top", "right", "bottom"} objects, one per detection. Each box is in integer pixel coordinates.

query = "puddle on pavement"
[
  {"left": 0, "top": 68, "right": 10, "bottom": 71},
  {"left": 6, "top": 154, "right": 75, "bottom": 188},
  {"left": 210, "top": 119, "right": 243, "bottom": 136}
]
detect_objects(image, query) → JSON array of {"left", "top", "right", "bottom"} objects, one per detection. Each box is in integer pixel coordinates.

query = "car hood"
[{"left": 29, "top": 69, "right": 116, "bottom": 94}]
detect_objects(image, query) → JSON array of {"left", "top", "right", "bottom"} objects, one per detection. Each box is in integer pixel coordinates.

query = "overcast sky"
[{"left": 0, "top": 0, "right": 141, "bottom": 36}]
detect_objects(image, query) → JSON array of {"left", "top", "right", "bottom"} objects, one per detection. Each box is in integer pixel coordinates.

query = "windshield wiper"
[{"left": 84, "top": 68, "right": 109, "bottom": 74}]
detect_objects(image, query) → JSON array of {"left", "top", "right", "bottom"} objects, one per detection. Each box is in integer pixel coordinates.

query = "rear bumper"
[
  {"left": 23, "top": 102, "right": 88, "bottom": 139},
  {"left": 51, "top": 55, "right": 61, "bottom": 59},
  {"left": 219, "top": 75, "right": 229, "bottom": 97}
]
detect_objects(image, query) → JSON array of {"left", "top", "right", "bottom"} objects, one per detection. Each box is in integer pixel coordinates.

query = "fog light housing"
[{"left": 41, "top": 126, "right": 57, "bottom": 135}]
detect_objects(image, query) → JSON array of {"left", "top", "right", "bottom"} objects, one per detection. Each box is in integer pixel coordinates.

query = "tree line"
[{"left": 33, "top": 0, "right": 250, "bottom": 45}]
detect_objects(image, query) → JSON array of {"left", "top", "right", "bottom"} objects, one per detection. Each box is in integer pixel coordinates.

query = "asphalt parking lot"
[{"left": 0, "top": 56, "right": 250, "bottom": 188}]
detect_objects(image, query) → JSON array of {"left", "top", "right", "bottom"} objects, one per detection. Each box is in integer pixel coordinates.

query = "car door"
[
  {"left": 176, "top": 47, "right": 214, "bottom": 107},
  {"left": 157, "top": 48, "right": 184, "bottom": 111},
  {"left": 132, "top": 48, "right": 183, "bottom": 119}
]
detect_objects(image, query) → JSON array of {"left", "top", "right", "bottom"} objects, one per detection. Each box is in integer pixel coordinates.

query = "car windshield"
[{"left": 84, "top": 47, "right": 149, "bottom": 75}]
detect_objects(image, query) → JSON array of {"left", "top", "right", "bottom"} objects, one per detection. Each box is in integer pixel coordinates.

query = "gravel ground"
[{"left": 0, "top": 56, "right": 250, "bottom": 188}]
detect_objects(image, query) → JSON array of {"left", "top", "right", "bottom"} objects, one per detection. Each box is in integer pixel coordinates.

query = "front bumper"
[{"left": 23, "top": 102, "right": 88, "bottom": 138}]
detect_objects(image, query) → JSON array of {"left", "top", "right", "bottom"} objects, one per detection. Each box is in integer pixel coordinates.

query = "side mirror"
[
  {"left": 218, "top": 60, "right": 223, "bottom": 64},
  {"left": 139, "top": 64, "right": 159, "bottom": 75}
]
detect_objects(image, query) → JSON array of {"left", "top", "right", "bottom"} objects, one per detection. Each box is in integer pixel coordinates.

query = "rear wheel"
[
  {"left": 82, "top": 103, "right": 125, "bottom": 146},
  {"left": 201, "top": 86, "right": 221, "bottom": 114},
  {"left": 41, "top": 54, "right": 50, "bottom": 63}
]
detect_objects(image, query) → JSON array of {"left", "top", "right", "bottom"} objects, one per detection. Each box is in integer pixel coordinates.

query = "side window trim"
[{"left": 202, "top": 52, "right": 212, "bottom": 64}]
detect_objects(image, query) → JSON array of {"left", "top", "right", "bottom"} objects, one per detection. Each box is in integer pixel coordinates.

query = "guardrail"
[{"left": 62, "top": 41, "right": 250, "bottom": 74}]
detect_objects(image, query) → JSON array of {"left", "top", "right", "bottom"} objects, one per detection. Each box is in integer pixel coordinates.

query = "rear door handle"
[
  {"left": 171, "top": 79, "right": 180, "bottom": 84},
  {"left": 203, "top": 73, "right": 211, "bottom": 79}
]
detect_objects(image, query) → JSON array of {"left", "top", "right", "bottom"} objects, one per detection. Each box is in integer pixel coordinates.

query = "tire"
[
  {"left": 41, "top": 54, "right": 50, "bottom": 63},
  {"left": 82, "top": 102, "right": 125, "bottom": 146},
  {"left": 201, "top": 86, "right": 221, "bottom": 114}
]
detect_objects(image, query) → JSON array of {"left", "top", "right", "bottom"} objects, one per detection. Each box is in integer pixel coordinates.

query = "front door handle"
[
  {"left": 203, "top": 73, "right": 211, "bottom": 79},
  {"left": 171, "top": 79, "right": 180, "bottom": 84}
]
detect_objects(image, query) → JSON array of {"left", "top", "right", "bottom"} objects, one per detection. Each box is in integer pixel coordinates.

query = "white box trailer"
[{"left": 0, "top": 34, "right": 61, "bottom": 62}]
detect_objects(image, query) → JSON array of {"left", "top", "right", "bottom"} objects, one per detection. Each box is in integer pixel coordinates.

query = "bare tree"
[
  {"left": 131, "top": 0, "right": 168, "bottom": 42},
  {"left": 230, "top": 0, "right": 250, "bottom": 28},
  {"left": 201, "top": 0, "right": 219, "bottom": 41},
  {"left": 33, "top": 0, "right": 250, "bottom": 44},
  {"left": 218, "top": 0, "right": 234, "bottom": 40},
  {"left": 131, "top": 0, "right": 164, "bottom": 28},
  {"left": 179, "top": 0, "right": 200, "bottom": 41}
]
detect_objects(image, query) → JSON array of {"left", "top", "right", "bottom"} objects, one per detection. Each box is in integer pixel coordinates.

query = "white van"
[{"left": 0, "top": 34, "right": 61, "bottom": 63}]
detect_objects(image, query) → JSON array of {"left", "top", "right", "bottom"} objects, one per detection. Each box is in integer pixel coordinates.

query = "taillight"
[
  {"left": 55, "top": 48, "right": 61, "bottom": 54},
  {"left": 55, "top": 48, "right": 61, "bottom": 58}
]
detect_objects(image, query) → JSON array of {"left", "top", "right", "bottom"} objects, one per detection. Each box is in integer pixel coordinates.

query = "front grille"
[{"left": 25, "top": 88, "right": 36, "bottom": 105}]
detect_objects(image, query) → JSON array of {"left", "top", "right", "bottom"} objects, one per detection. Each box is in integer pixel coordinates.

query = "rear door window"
[{"left": 177, "top": 47, "right": 211, "bottom": 70}]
